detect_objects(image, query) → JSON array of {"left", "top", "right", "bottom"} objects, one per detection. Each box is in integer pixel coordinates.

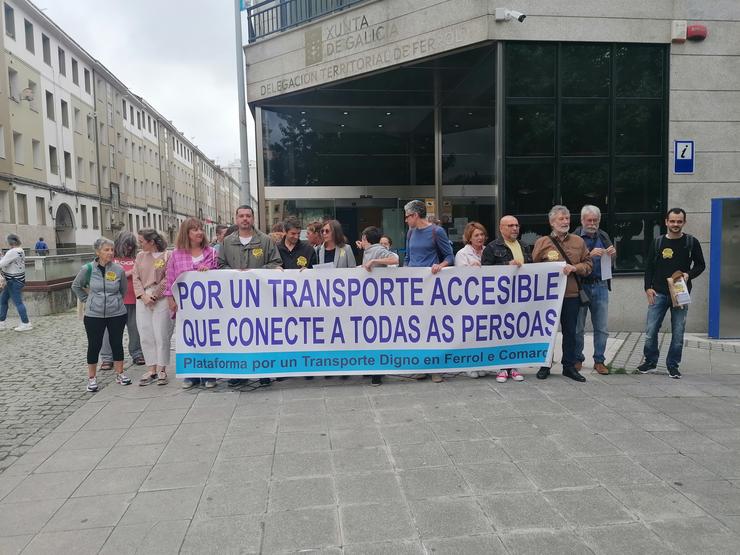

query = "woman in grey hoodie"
[{"left": 72, "top": 237, "right": 132, "bottom": 392}]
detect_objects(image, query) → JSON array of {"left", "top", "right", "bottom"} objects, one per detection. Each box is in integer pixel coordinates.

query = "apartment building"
[{"left": 0, "top": 0, "right": 241, "bottom": 250}]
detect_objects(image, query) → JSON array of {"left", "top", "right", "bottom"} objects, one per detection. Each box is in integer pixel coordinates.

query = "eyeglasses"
[
  {"left": 321, "top": 229, "right": 331, "bottom": 234},
  {"left": 404, "top": 214, "right": 413, "bottom": 220},
  {"left": 505, "top": 224, "right": 520, "bottom": 227}
]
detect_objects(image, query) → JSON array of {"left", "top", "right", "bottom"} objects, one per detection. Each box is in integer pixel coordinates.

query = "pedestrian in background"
[
  {"left": 99, "top": 231, "right": 145, "bottom": 370},
  {"left": 133, "top": 229, "right": 173, "bottom": 386},
  {"left": 270, "top": 221, "right": 286, "bottom": 245},
  {"left": 71, "top": 237, "right": 131, "bottom": 392},
  {"left": 0, "top": 234, "right": 33, "bottom": 332},
  {"left": 306, "top": 221, "right": 324, "bottom": 250},
  {"left": 211, "top": 224, "right": 230, "bottom": 256},
  {"left": 34, "top": 237, "right": 49, "bottom": 256},
  {"left": 318, "top": 220, "right": 356, "bottom": 268},
  {"left": 166, "top": 218, "right": 219, "bottom": 389},
  {"left": 455, "top": 221, "right": 486, "bottom": 267},
  {"left": 277, "top": 218, "right": 317, "bottom": 270}
]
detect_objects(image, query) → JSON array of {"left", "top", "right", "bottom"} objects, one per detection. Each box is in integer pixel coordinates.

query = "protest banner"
[{"left": 174, "top": 263, "right": 567, "bottom": 378}]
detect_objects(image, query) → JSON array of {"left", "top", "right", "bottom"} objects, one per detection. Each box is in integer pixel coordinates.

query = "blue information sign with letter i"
[{"left": 674, "top": 140, "right": 695, "bottom": 174}]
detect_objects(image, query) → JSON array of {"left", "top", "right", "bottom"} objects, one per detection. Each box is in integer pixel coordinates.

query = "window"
[
  {"left": 122, "top": 99, "right": 127, "bottom": 120},
  {"left": 102, "top": 165, "right": 108, "bottom": 187},
  {"left": 92, "top": 206, "right": 99, "bottom": 229},
  {"left": 58, "top": 47, "right": 66, "bottom": 76},
  {"left": 90, "top": 161, "right": 97, "bottom": 185},
  {"left": 60, "top": 99, "right": 69, "bottom": 127},
  {"left": 128, "top": 213, "right": 133, "bottom": 230},
  {"left": 153, "top": 121, "right": 158, "bottom": 137},
  {"left": 32, "top": 139, "right": 41, "bottom": 169},
  {"left": 99, "top": 121, "right": 104, "bottom": 143},
  {"left": 130, "top": 106, "right": 134, "bottom": 122},
  {"left": 73, "top": 107, "right": 81, "bottom": 131},
  {"left": 0, "top": 125, "right": 4, "bottom": 158},
  {"left": 64, "top": 151, "right": 72, "bottom": 178},
  {"left": 24, "top": 19, "right": 33, "bottom": 53},
  {"left": 36, "top": 197, "right": 45, "bottom": 225},
  {"left": 136, "top": 111, "right": 141, "bottom": 129},
  {"left": 26, "top": 80, "right": 37, "bottom": 111},
  {"left": 147, "top": 115, "right": 152, "bottom": 132},
  {"left": 71, "top": 58, "right": 78, "bottom": 84},
  {"left": 0, "top": 190, "right": 10, "bottom": 223},
  {"left": 16, "top": 193, "right": 28, "bottom": 224},
  {"left": 45, "top": 90, "right": 54, "bottom": 120},
  {"left": 80, "top": 204, "right": 88, "bottom": 227},
  {"left": 7, "top": 68, "right": 19, "bottom": 100},
  {"left": 77, "top": 156, "right": 84, "bottom": 181},
  {"left": 48, "top": 145, "right": 58, "bottom": 174},
  {"left": 4, "top": 4, "right": 15, "bottom": 38},
  {"left": 42, "top": 34, "right": 51, "bottom": 65},
  {"left": 12, "top": 131, "right": 23, "bottom": 164},
  {"left": 83, "top": 68, "right": 90, "bottom": 93}
]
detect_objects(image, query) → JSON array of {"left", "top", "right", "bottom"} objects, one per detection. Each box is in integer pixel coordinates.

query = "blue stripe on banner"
[{"left": 176, "top": 344, "right": 552, "bottom": 377}]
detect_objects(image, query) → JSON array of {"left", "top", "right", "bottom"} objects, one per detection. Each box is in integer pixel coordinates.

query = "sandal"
[
  {"left": 139, "top": 371, "right": 158, "bottom": 386},
  {"left": 157, "top": 370, "right": 168, "bottom": 385},
  {"left": 100, "top": 361, "right": 114, "bottom": 371},
  {"left": 133, "top": 357, "right": 147, "bottom": 366}
]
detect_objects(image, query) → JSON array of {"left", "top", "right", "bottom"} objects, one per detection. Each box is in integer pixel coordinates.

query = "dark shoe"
[
  {"left": 99, "top": 361, "right": 114, "bottom": 371},
  {"left": 259, "top": 378, "right": 272, "bottom": 386},
  {"left": 637, "top": 361, "right": 657, "bottom": 374},
  {"left": 133, "top": 356, "right": 146, "bottom": 366},
  {"left": 340, "top": 376, "right": 349, "bottom": 380},
  {"left": 536, "top": 367, "right": 550, "bottom": 380},
  {"left": 371, "top": 376, "right": 382, "bottom": 386},
  {"left": 304, "top": 376, "right": 314, "bottom": 380},
  {"left": 594, "top": 362, "right": 609, "bottom": 375},
  {"left": 563, "top": 367, "right": 586, "bottom": 382},
  {"left": 574, "top": 361, "right": 583, "bottom": 371},
  {"left": 668, "top": 367, "right": 682, "bottom": 379},
  {"left": 324, "top": 376, "right": 334, "bottom": 380},
  {"left": 227, "top": 379, "right": 244, "bottom": 387}
]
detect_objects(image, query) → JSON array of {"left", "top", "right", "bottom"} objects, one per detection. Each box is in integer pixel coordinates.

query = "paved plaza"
[{"left": 1, "top": 311, "right": 740, "bottom": 554}]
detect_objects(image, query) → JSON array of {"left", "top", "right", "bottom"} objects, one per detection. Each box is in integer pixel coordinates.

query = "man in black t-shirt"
[
  {"left": 638, "top": 208, "right": 705, "bottom": 378},
  {"left": 277, "top": 218, "right": 318, "bottom": 270}
]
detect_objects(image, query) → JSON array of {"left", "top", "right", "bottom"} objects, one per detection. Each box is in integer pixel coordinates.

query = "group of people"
[{"left": 3, "top": 197, "right": 701, "bottom": 392}]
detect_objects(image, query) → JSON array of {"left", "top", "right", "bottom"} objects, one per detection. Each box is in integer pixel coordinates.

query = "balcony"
[{"left": 246, "top": 0, "right": 368, "bottom": 43}]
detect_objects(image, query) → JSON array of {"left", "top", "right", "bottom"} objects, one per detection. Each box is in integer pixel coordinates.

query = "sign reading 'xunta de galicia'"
[{"left": 174, "top": 265, "right": 567, "bottom": 379}]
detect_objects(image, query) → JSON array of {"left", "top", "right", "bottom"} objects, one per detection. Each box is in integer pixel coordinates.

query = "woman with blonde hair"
[{"left": 165, "top": 218, "right": 218, "bottom": 389}]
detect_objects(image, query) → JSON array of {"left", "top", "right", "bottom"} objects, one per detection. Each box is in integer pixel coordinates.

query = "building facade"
[
  {"left": 0, "top": 0, "right": 241, "bottom": 250},
  {"left": 243, "top": 0, "right": 740, "bottom": 331}
]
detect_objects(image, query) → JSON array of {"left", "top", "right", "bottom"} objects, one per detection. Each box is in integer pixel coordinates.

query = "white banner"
[{"left": 174, "top": 263, "right": 566, "bottom": 378}]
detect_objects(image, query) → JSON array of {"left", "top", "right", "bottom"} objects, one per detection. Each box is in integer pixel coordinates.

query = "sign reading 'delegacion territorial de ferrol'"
[{"left": 174, "top": 265, "right": 567, "bottom": 379}]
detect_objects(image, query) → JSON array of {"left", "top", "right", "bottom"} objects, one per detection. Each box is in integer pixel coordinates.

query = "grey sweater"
[{"left": 71, "top": 260, "right": 127, "bottom": 318}]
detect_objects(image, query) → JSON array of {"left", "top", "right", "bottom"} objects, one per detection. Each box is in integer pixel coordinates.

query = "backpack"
[
  {"left": 653, "top": 234, "right": 696, "bottom": 264},
  {"left": 406, "top": 224, "right": 448, "bottom": 265},
  {"left": 76, "top": 262, "right": 94, "bottom": 320}
]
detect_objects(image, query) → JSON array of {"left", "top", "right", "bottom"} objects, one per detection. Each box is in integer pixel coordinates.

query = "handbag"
[{"left": 548, "top": 236, "right": 590, "bottom": 306}]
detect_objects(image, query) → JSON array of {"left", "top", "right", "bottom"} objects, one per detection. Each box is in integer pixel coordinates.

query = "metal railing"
[{"left": 246, "top": 0, "right": 367, "bottom": 42}]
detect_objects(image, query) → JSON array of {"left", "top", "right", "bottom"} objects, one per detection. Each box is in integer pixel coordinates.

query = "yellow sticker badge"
[
  {"left": 662, "top": 248, "right": 674, "bottom": 259},
  {"left": 154, "top": 258, "right": 165, "bottom": 269},
  {"left": 252, "top": 248, "right": 264, "bottom": 258},
  {"left": 105, "top": 271, "right": 117, "bottom": 281},
  {"left": 297, "top": 256, "right": 308, "bottom": 267},
  {"left": 546, "top": 250, "right": 560, "bottom": 261}
]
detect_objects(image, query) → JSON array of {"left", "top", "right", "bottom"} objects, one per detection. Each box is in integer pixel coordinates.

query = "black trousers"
[{"left": 84, "top": 314, "right": 128, "bottom": 364}]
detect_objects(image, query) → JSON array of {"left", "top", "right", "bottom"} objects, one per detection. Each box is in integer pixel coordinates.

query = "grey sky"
[{"left": 43, "top": 0, "right": 255, "bottom": 166}]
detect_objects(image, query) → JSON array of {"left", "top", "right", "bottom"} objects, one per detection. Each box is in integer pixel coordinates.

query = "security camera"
[{"left": 495, "top": 8, "right": 527, "bottom": 22}]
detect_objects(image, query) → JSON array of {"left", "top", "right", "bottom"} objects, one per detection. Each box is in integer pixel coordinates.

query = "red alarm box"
[{"left": 687, "top": 24, "right": 708, "bottom": 41}]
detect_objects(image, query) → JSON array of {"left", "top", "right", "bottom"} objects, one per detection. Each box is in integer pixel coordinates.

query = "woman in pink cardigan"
[{"left": 165, "top": 217, "right": 218, "bottom": 389}]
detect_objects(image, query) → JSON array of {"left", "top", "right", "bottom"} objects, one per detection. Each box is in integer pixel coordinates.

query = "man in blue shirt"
[
  {"left": 403, "top": 200, "right": 454, "bottom": 383},
  {"left": 573, "top": 205, "right": 615, "bottom": 375},
  {"left": 34, "top": 237, "right": 49, "bottom": 256}
]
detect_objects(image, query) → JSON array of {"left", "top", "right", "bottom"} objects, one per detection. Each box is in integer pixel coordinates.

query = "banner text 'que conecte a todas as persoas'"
[{"left": 174, "top": 263, "right": 567, "bottom": 378}]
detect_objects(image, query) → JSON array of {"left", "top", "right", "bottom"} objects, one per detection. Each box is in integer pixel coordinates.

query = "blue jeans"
[
  {"left": 0, "top": 278, "right": 29, "bottom": 323},
  {"left": 560, "top": 297, "right": 581, "bottom": 370},
  {"left": 643, "top": 293, "right": 687, "bottom": 369},
  {"left": 576, "top": 282, "right": 609, "bottom": 364}
]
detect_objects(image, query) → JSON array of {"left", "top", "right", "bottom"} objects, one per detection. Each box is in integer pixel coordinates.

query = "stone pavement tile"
[
  {"left": 427, "top": 419, "right": 490, "bottom": 442},
  {"left": 580, "top": 522, "right": 676, "bottom": 555},
  {"left": 577, "top": 455, "right": 661, "bottom": 486},
  {"left": 0, "top": 534, "right": 32, "bottom": 554},
  {"left": 208, "top": 455, "right": 273, "bottom": 485},
  {"left": 218, "top": 434, "right": 275, "bottom": 459},
  {"left": 117, "top": 424, "right": 178, "bottom": 447},
  {"left": 325, "top": 396, "right": 371, "bottom": 413},
  {"left": 104, "top": 398, "right": 153, "bottom": 413},
  {"left": 331, "top": 446, "right": 393, "bottom": 475},
  {"left": 390, "top": 442, "right": 450, "bottom": 470},
  {"left": 97, "top": 443, "right": 165, "bottom": 468},
  {"left": 672, "top": 479, "right": 740, "bottom": 516},
  {"left": 26, "top": 432, "right": 76, "bottom": 454},
  {"left": 1, "top": 470, "right": 88, "bottom": 503},
  {"left": 379, "top": 423, "right": 437, "bottom": 445},
  {"left": 227, "top": 415, "right": 279, "bottom": 435},
  {"left": 718, "top": 515, "right": 740, "bottom": 535},
  {"left": 687, "top": 452, "right": 740, "bottom": 479},
  {"left": 132, "top": 409, "right": 188, "bottom": 428},
  {"left": 441, "top": 440, "right": 510, "bottom": 465},
  {"left": 20, "top": 527, "right": 112, "bottom": 555},
  {"left": 478, "top": 417, "right": 541, "bottom": 438},
  {"left": 517, "top": 459, "right": 597, "bottom": 490},
  {"left": 648, "top": 516, "right": 740, "bottom": 554},
  {"left": 601, "top": 430, "right": 677, "bottom": 455},
  {"left": 508, "top": 399, "right": 569, "bottom": 416},
  {"left": 98, "top": 519, "right": 190, "bottom": 555},
  {"left": 526, "top": 414, "right": 591, "bottom": 435},
  {"left": 146, "top": 394, "right": 195, "bottom": 412},
  {"left": 544, "top": 487, "right": 635, "bottom": 526},
  {"left": 498, "top": 436, "right": 569, "bottom": 461},
  {"left": 81, "top": 410, "right": 140, "bottom": 431},
  {"left": 330, "top": 427, "right": 384, "bottom": 450},
  {"left": 327, "top": 411, "right": 378, "bottom": 431},
  {"left": 169, "top": 420, "right": 228, "bottom": 443},
  {"left": 622, "top": 412, "right": 688, "bottom": 432},
  {"left": 399, "top": 466, "right": 470, "bottom": 499},
  {"left": 180, "top": 515, "right": 262, "bottom": 554},
  {"left": 340, "top": 501, "right": 416, "bottom": 544},
  {"left": 343, "top": 540, "right": 425, "bottom": 555},
  {"left": 60, "top": 428, "right": 126, "bottom": 451},
  {"left": 276, "top": 431, "right": 330, "bottom": 453},
  {"left": 140, "top": 460, "right": 213, "bottom": 491},
  {"left": 194, "top": 480, "right": 268, "bottom": 519},
  {"left": 53, "top": 404, "right": 105, "bottom": 433},
  {"left": 457, "top": 462, "right": 536, "bottom": 494},
  {"left": 119, "top": 486, "right": 203, "bottom": 525},
  {"left": 1, "top": 451, "right": 52, "bottom": 476},
  {"left": 549, "top": 432, "right": 623, "bottom": 458},
  {"left": 282, "top": 398, "right": 327, "bottom": 415},
  {"left": 336, "top": 471, "right": 403, "bottom": 505},
  {"left": 575, "top": 410, "right": 636, "bottom": 433},
  {"left": 181, "top": 405, "right": 236, "bottom": 424},
  {"left": 262, "top": 507, "right": 339, "bottom": 553},
  {"left": 607, "top": 483, "right": 707, "bottom": 521},
  {"left": 418, "top": 401, "right": 472, "bottom": 420},
  {"left": 704, "top": 428, "right": 740, "bottom": 451},
  {"left": 278, "top": 413, "right": 329, "bottom": 433},
  {"left": 463, "top": 400, "right": 519, "bottom": 419},
  {"left": 34, "top": 447, "right": 109, "bottom": 474},
  {"left": 409, "top": 498, "right": 491, "bottom": 538},
  {"left": 596, "top": 396, "right": 660, "bottom": 415},
  {"left": 371, "top": 394, "right": 420, "bottom": 411},
  {"left": 374, "top": 407, "right": 424, "bottom": 425},
  {"left": 191, "top": 391, "right": 239, "bottom": 409},
  {"left": 631, "top": 452, "right": 719, "bottom": 481},
  {"left": 268, "top": 476, "right": 335, "bottom": 511},
  {"left": 422, "top": 535, "right": 507, "bottom": 555},
  {"left": 499, "top": 530, "right": 593, "bottom": 555},
  {"left": 652, "top": 430, "right": 732, "bottom": 454},
  {"left": 72, "top": 466, "right": 150, "bottom": 498},
  {"left": 272, "top": 450, "right": 332, "bottom": 478},
  {"left": 0, "top": 472, "right": 25, "bottom": 502},
  {"left": 43, "top": 492, "right": 133, "bottom": 531},
  {"left": 479, "top": 492, "right": 567, "bottom": 531},
  {"left": 0, "top": 499, "right": 64, "bottom": 536}
]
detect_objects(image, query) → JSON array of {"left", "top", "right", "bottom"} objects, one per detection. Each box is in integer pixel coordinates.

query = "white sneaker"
[
  {"left": 14, "top": 322, "right": 33, "bottom": 332},
  {"left": 467, "top": 371, "right": 480, "bottom": 379},
  {"left": 87, "top": 377, "right": 98, "bottom": 392},
  {"left": 0, "top": 321, "right": 7, "bottom": 331}
]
